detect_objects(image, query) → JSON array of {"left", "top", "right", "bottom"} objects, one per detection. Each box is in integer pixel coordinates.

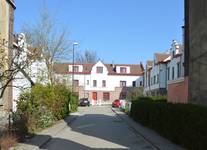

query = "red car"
[{"left": 112, "top": 99, "right": 121, "bottom": 108}]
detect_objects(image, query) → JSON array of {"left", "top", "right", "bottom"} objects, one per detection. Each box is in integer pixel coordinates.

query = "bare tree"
[
  {"left": 75, "top": 50, "right": 98, "bottom": 63},
  {"left": 22, "top": 8, "right": 71, "bottom": 83}
]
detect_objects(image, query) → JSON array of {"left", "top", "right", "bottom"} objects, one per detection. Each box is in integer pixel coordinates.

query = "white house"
[
  {"left": 54, "top": 61, "right": 144, "bottom": 104},
  {"left": 166, "top": 40, "right": 188, "bottom": 103},
  {"left": 144, "top": 53, "right": 170, "bottom": 96}
]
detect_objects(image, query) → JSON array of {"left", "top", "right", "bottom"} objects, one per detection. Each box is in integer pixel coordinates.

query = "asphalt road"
[{"left": 41, "top": 106, "right": 156, "bottom": 150}]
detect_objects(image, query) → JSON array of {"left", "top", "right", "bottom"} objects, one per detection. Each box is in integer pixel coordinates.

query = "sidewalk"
[
  {"left": 10, "top": 112, "right": 79, "bottom": 150},
  {"left": 112, "top": 108, "right": 185, "bottom": 150}
]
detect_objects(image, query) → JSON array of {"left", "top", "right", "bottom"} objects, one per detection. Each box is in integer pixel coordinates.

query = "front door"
[{"left": 92, "top": 92, "right": 97, "bottom": 100}]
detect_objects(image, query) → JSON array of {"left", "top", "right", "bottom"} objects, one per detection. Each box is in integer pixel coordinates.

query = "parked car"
[
  {"left": 79, "top": 98, "right": 90, "bottom": 106},
  {"left": 112, "top": 99, "right": 121, "bottom": 108}
]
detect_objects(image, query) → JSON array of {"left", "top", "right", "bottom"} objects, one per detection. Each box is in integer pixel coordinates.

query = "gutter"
[{"left": 6, "top": 0, "right": 16, "bottom": 9}]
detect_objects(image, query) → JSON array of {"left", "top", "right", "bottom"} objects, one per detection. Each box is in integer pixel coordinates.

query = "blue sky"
[{"left": 14, "top": 0, "right": 184, "bottom": 64}]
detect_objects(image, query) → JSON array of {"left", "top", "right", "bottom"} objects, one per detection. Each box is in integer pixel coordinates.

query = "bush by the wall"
[
  {"left": 13, "top": 84, "right": 78, "bottom": 135},
  {"left": 130, "top": 99, "right": 207, "bottom": 150}
]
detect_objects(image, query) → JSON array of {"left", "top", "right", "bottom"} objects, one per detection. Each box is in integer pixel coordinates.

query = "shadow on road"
[{"left": 19, "top": 107, "right": 152, "bottom": 150}]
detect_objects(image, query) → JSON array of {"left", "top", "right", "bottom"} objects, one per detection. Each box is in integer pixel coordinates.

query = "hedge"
[{"left": 130, "top": 98, "right": 207, "bottom": 150}]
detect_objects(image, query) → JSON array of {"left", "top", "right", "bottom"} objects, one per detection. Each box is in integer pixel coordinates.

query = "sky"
[{"left": 14, "top": 0, "right": 184, "bottom": 64}]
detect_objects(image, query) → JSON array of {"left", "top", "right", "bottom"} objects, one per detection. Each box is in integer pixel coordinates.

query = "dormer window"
[
  {"left": 120, "top": 67, "right": 127, "bottom": 73},
  {"left": 96, "top": 67, "right": 103, "bottom": 73},
  {"left": 73, "top": 66, "right": 79, "bottom": 72}
]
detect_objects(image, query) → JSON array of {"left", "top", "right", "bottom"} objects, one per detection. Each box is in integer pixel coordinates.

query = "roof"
[
  {"left": 53, "top": 62, "right": 144, "bottom": 76},
  {"left": 155, "top": 53, "right": 170, "bottom": 64}
]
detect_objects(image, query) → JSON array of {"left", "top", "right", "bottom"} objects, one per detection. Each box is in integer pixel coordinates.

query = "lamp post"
[{"left": 72, "top": 42, "right": 78, "bottom": 94}]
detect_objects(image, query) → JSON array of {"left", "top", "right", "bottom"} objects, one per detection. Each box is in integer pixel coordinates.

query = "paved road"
[{"left": 41, "top": 106, "right": 156, "bottom": 150}]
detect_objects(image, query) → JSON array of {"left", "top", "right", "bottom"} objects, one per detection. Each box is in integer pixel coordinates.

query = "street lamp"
[{"left": 72, "top": 42, "right": 78, "bottom": 94}]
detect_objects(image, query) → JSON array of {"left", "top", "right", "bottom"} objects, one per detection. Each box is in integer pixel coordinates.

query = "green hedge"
[
  {"left": 13, "top": 84, "right": 78, "bottom": 134},
  {"left": 130, "top": 98, "right": 207, "bottom": 150}
]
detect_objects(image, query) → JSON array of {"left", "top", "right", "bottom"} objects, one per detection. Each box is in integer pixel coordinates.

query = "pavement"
[
  {"left": 10, "top": 112, "right": 79, "bottom": 150},
  {"left": 112, "top": 108, "right": 185, "bottom": 150},
  {"left": 10, "top": 106, "right": 185, "bottom": 150}
]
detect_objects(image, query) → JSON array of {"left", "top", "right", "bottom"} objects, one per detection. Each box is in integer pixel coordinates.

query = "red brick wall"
[{"left": 167, "top": 77, "right": 188, "bottom": 103}]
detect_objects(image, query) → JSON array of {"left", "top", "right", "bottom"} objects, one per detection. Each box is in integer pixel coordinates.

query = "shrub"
[
  {"left": 69, "top": 94, "right": 78, "bottom": 112},
  {"left": 13, "top": 84, "right": 78, "bottom": 135},
  {"left": 130, "top": 100, "right": 207, "bottom": 150},
  {"left": 133, "top": 96, "right": 167, "bottom": 102}
]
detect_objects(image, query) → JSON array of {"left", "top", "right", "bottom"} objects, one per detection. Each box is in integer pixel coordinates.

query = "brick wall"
[{"left": 167, "top": 77, "right": 188, "bottom": 103}]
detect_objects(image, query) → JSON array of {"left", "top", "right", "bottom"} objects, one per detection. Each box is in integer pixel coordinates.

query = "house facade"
[
  {"left": 143, "top": 61, "right": 153, "bottom": 95},
  {"left": 0, "top": 0, "right": 16, "bottom": 113},
  {"left": 167, "top": 40, "right": 188, "bottom": 103},
  {"left": 144, "top": 53, "right": 169, "bottom": 96},
  {"left": 54, "top": 61, "right": 144, "bottom": 104}
]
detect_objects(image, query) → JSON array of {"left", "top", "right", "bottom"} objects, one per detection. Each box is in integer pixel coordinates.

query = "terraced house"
[
  {"left": 143, "top": 40, "right": 188, "bottom": 103},
  {"left": 144, "top": 53, "right": 169, "bottom": 96},
  {"left": 54, "top": 61, "right": 144, "bottom": 104},
  {"left": 166, "top": 40, "right": 188, "bottom": 103}
]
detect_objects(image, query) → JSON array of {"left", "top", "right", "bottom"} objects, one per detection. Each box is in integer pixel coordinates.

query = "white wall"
[{"left": 12, "top": 61, "right": 48, "bottom": 111}]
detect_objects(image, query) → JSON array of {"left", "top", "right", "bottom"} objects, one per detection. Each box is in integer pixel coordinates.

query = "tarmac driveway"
[{"left": 41, "top": 106, "right": 156, "bottom": 150}]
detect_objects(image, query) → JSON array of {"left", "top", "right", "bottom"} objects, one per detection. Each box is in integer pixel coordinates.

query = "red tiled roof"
[
  {"left": 54, "top": 63, "right": 143, "bottom": 76},
  {"left": 155, "top": 53, "right": 170, "bottom": 64}
]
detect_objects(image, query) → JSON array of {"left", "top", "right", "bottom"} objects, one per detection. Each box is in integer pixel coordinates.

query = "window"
[
  {"left": 148, "top": 74, "right": 150, "bottom": 86},
  {"left": 167, "top": 67, "right": 170, "bottom": 80},
  {"left": 102, "top": 80, "right": 106, "bottom": 87},
  {"left": 157, "top": 74, "right": 159, "bottom": 83},
  {"left": 177, "top": 62, "right": 181, "bottom": 78},
  {"left": 154, "top": 76, "right": 156, "bottom": 84},
  {"left": 103, "top": 92, "right": 110, "bottom": 101},
  {"left": 93, "top": 80, "right": 97, "bottom": 87},
  {"left": 132, "top": 81, "right": 136, "bottom": 87},
  {"left": 140, "top": 81, "right": 142, "bottom": 86},
  {"left": 73, "top": 66, "right": 79, "bottom": 72},
  {"left": 120, "top": 92, "right": 127, "bottom": 99},
  {"left": 87, "top": 80, "right": 89, "bottom": 85},
  {"left": 120, "top": 67, "right": 127, "bottom": 73},
  {"left": 172, "top": 67, "right": 175, "bottom": 80},
  {"left": 73, "top": 80, "right": 79, "bottom": 86},
  {"left": 96, "top": 67, "right": 103, "bottom": 73},
  {"left": 120, "top": 81, "right": 126, "bottom": 87}
]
